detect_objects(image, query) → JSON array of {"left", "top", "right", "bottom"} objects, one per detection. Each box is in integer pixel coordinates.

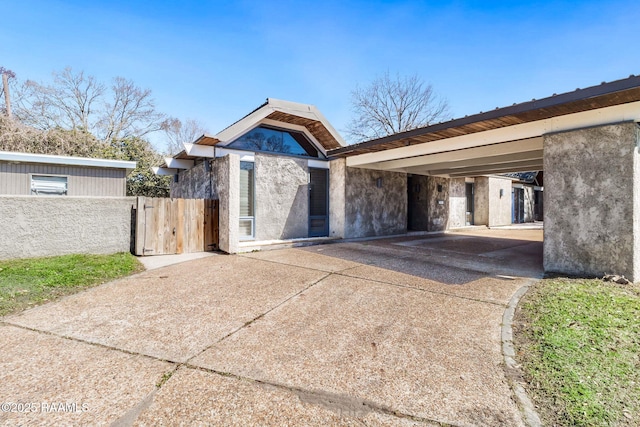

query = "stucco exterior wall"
[
  {"left": 254, "top": 154, "right": 309, "bottom": 240},
  {"left": 489, "top": 177, "right": 513, "bottom": 227},
  {"left": 474, "top": 177, "right": 490, "bottom": 226},
  {"left": 449, "top": 178, "right": 466, "bottom": 228},
  {"left": 329, "top": 158, "right": 346, "bottom": 238},
  {"left": 523, "top": 186, "right": 535, "bottom": 222},
  {"left": 0, "top": 196, "right": 135, "bottom": 260},
  {"left": 544, "top": 122, "right": 640, "bottom": 280},
  {"left": 170, "top": 160, "right": 217, "bottom": 199},
  {"left": 344, "top": 167, "right": 407, "bottom": 238},
  {"left": 217, "top": 154, "right": 239, "bottom": 254}
]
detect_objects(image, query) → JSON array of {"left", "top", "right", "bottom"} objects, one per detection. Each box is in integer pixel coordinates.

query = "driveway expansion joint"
[
  {"left": 0, "top": 320, "right": 182, "bottom": 366},
  {"left": 501, "top": 279, "right": 543, "bottom": 427},
  {"left": 183, "top": 272, "right": 332, "bottom": 365}
]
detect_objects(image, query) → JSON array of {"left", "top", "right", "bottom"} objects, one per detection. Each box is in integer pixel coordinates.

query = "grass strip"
[
  {"left": 0, "top": 253, "right": 144, "bottom": 316},
  {"left": 514, "top": 278, "right": 640, "bottom": 426}
]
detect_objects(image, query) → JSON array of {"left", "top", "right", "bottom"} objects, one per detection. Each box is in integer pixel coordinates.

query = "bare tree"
[
  {"left": 346, "top": 71, "right": 451, "bottom": 142},
  {"left": 11, "top": 68, "right": 165, "bottom": 143},
  {"left": 98, "top": 76, "right": 165, "bottom": 143},
  {"left": 12, "top": 68, "right": 104, "bottom": 132},
  {"left": 162, "top": 117, "right": 208, "bottom": 155}
]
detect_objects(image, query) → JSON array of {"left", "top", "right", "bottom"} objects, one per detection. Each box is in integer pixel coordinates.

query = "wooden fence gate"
[{"left": 135, "top": 197, "right": 218, "bottom": 256}]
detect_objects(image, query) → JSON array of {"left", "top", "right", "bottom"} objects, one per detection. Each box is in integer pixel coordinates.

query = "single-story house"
[
  {"left": 156, "top": 75, "right": 640, "bottom": 281},
  {"left": 0, "top": 151, "right": 136, "bottom": 197}
]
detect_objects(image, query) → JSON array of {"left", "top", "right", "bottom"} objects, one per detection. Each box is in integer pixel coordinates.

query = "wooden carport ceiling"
[
  {"left": 266, "top": 111, "right": 342, "bottom": 150},
  {"left": 328, "top": 75, "right": 640, "bottom": 177}
]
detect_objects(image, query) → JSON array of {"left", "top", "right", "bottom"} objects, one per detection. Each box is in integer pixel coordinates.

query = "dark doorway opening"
[
  {"left": 407, "top": 175, "right": 429, "bottom": 231},
  {"left": 465, "top": 183, "right": 474, "bottom": 225}
]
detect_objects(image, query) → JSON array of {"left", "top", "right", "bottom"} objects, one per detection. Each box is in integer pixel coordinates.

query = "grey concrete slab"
[
  {"left": 135, "top": 367, "right": 433, "bottom": 426},
  {"left": 4, "top": 255, "right": 327, "bottom": 363},
  {"left": 0, "top": 324, "right": 171, "bottom": 426},
  {"left": 241, "top": 248, "right": 361, "bottom": 272},
  {"left": 137, "top": 251, "right": 218, "bottom": 270},
  {"left": 1, "top": 228, "right": 542, "bottom": 425},
  {"left": 191, "top": 274, "right": 525, "bottom": 426}
]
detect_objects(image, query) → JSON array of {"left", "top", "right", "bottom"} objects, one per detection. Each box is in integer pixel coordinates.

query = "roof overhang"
[
  {"left": 329, "top": 75, "right": 640, "bottom": 177},
  {"left": 214, "top": 98, "right": 345, "bottom": 154},
  {"left": 0, "top": 150, "right": 137, "bottom": 174}
]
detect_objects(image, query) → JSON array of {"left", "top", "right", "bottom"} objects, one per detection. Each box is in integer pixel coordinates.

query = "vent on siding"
[{"left": 31, "top": 175, "right": 68, "bottom": 195}]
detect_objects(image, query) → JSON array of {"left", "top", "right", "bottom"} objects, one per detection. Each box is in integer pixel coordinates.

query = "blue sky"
[{"left": 2, "top": 0, "right": 640, "bottom": 148}]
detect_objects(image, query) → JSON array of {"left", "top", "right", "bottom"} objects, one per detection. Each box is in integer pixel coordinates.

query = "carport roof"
[{"left": 329, "top": 75, "right": 640, "bottom": 158}]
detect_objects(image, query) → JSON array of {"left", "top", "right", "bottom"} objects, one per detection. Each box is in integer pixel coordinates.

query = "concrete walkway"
[{"left": 0, "top": 229, "right": 542, "bottom": 426}]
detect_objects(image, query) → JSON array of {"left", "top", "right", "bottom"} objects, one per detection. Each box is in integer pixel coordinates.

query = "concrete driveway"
[{"left": 0, "top": 228, "right": 542, "bottom": 426}]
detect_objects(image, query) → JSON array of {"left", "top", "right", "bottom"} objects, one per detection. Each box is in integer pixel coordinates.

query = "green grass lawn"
[
  {"left": 0, "top": 253, "right": 144, "bottom": 316},
  {"left": 514, "top": 278, "right": 640, "bottom": 426}
]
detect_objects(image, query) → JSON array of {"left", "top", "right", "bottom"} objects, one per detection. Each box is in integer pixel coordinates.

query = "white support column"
[{"left": 217, "top": 153, "right": 240, "bottom": 254}]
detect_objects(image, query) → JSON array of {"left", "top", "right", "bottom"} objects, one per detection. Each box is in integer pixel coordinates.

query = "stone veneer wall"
[{"left": 344, "top": 167, "right": 407, "bottom": 238}]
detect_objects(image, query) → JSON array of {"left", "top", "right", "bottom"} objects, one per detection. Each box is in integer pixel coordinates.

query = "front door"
[
  {"left": 309, "top": 168, "right": 329, "bottom": 237},
  {"left": 513, "top": 187, "right": 525, "bottom": 223}
]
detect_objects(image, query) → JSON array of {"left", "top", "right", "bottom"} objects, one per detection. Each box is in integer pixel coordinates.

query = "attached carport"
[{"left": 328, "top": 75, "right": 640, "bottom": 281}]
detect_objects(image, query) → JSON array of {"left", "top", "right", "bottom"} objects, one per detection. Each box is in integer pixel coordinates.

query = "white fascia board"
[
  {"left": 308, "top": 159, "right": 330, "bottom": 169},
  {"left": 346, "top": 101, "right": 640, "bottom": 167},
  {"left": 215, "top": 107, "right": 271, "bottom": 142},
  {"left": 183, "top": 143, "right": 215, "bottom": 158},
  {"left": 0, "top": 150, "right": 136, "bottom": 172},
  {"left": 164, "top": 158, "right": 195, "bottom": 169},
  {"left": 215, "top": 147, "right": 255, "bottom": 162},
  {"left": 214, "top": 99, "right": 346, "bottom": 152},
  {"left": 152, "top": 167, "right": 178, "bottom": 176}
]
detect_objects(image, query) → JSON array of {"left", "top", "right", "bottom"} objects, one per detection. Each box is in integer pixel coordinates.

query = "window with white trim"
[
  {"left": 31, "top": 175, "right": 68, "bottom": 195},
  {"left": 239, "top": 161, "right": 255, "bottom": 239}
]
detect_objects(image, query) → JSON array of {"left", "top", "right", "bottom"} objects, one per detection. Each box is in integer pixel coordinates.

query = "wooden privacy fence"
[{"left": 135, "top": 197, "right": 218, "bottom": 256}]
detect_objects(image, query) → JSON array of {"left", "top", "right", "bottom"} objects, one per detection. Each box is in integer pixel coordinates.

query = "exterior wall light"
[
  {"left": 437, "top": 184, "right": 443, "bottom": 193},
  {"left": 376, "top": 177, "right": 383, "bottom": 188},
  {"left": 500, "top": 188, "right": 504, "bottom": 198}
]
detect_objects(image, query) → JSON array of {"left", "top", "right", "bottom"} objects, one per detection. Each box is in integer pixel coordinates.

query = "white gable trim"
[{"left": 214, "top": 98, "right": 345, "bottom": 153}]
